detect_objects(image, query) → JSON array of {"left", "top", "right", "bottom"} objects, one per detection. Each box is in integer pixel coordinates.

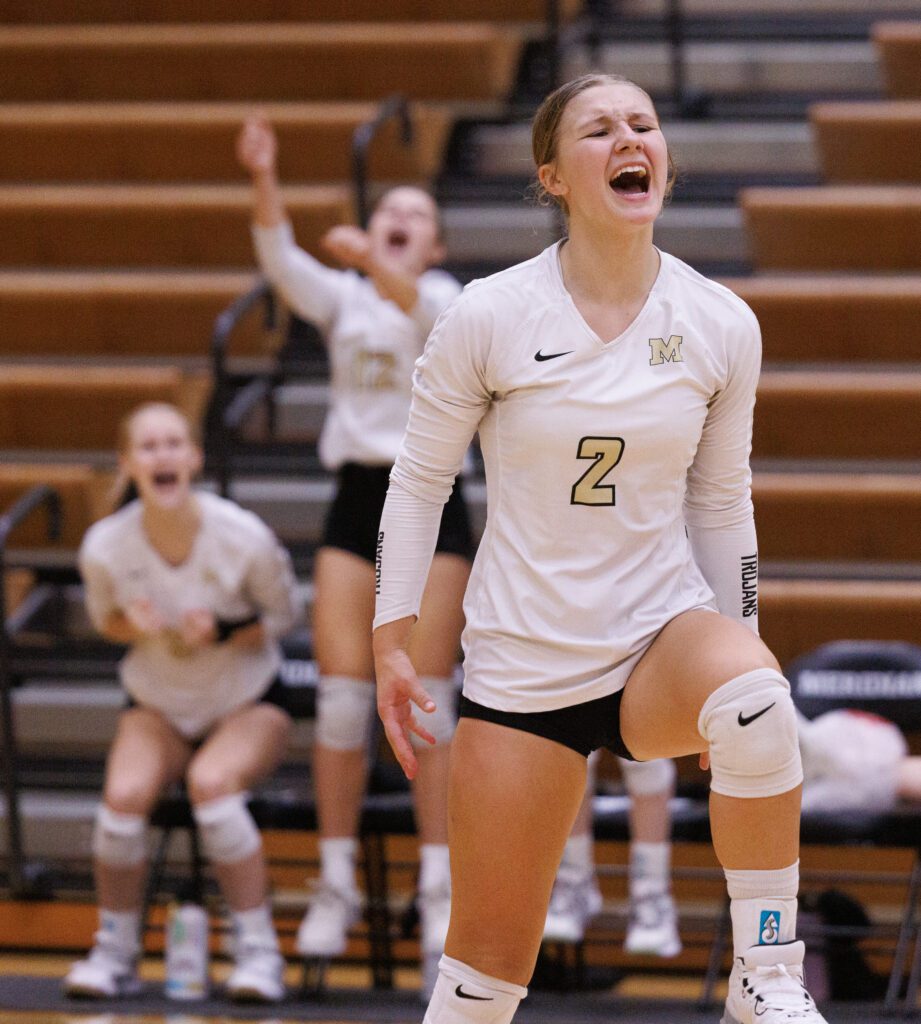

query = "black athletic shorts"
[
  {"left": 458, "top": 689, "right": 636, "bottom": 760},
  {"left": 322, "top": 462, "right": 474, "bottom": 563}
]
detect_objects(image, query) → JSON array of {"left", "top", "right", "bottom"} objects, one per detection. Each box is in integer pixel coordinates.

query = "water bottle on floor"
[{"left": 164, "top": 884, "right": 209, "bottom": 1001}]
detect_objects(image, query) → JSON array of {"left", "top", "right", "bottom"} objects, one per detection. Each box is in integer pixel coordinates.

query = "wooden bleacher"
[
  {"left": 0, "top": 103, "right": 453, "bottom": 184},
  {"left": 754, "top": 473, "right": 921, "bottom": 565},
  {"left": 874, "top": 19, "right": 921, "bottom": 98},
  {"left": 0, "top": 271, "right": 262, "bottom": 359},
  {"left": 0, "top": 24, "right": 522, "bottom": 103},
  {"left": 811, "top": 100, "right": 921, "bottom": 183},
  {"left": 754, "top": 370, "right": 921, "bottom": 460},
  {"left": 723, "top": 275, "right": 921, "bottom": 362},
  {"left": 0, "top": 365, "right": 209, "bottom": 451},
  {"left": 0, "top": 184, "right": 354, "bottom": 268},
  {"left": 0, "top": 0, "right": 581, "bottom": 24},
  {"left": 741, "top": 184, "right": 921, "bottom": 271},
  {"left": 730, "top": 18, "right": 921, "bottom": 693}
]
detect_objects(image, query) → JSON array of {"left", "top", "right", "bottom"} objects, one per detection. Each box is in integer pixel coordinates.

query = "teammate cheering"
[
  {"left": 237, "top": 118, "right": 472, "bottom": 992},
  {"left": 64, "top": 402, "right": 301, "bottom": 1003}
]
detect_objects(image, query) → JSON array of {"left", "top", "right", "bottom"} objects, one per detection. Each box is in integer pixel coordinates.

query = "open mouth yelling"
[
  {"left": 152, "top": 471, "right": 180, "bottom": 490},
  {"left": 386, "top": 228, "right": 409, "bottom": 250},
  {"left": 609, "top": 164, "right": 650, "bottom": 197}
]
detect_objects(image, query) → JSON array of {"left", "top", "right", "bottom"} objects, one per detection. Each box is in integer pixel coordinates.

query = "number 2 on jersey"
[{"left": 570, "top": 436, "right": 625, "bottom": 506}]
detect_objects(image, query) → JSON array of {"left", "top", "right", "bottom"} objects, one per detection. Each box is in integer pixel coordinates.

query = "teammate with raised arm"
[
  {"left": 64, "top": 403, "right": 301, "bottom": 1003},
  {"left": 373, "top": 75, "right": 830, "bottom": 1024},
  {"left": 237, "top": 118, "right": 472, "bottom": 990}
]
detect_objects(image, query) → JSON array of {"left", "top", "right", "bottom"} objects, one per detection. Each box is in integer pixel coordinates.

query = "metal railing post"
[
  {"left": 352, "top": 95, "right": 414, "bottom": 230},
  {"left": 0, "top": 485, "right": 60, "bottom": 896}
]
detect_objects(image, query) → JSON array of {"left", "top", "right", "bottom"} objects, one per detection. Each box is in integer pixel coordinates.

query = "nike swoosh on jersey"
[
  {"left": 534, "top": 348, "right": 573, "bottom": 361},
  {"left": 737, "top": 703, "right": 776, "bottom": 727}
]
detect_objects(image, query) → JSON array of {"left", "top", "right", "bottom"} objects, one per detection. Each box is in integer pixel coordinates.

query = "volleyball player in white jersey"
[
  {"left": 237, "top": 119, "right": 472, "bottom": 983},
  {"left": 373, "top": 75, "right": 830, "bottom": 1024},
  {"left": 63, "top": 403, "right": 301, "bottom": 1003}
]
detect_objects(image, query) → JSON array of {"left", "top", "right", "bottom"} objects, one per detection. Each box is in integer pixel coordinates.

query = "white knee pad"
[
  {"left": 192, "top": 792, "right": 261, "bottom": 865},
  {"left": 410, "top": 676, "right": 458, "bottom": 748},
  {"left": 619, "top": 756, "right": 676, "bottom": 797},
  {"left": 92, "top": 804, "right": 148, "bottom": 867},
  {"left": 314, "top": 675, "right": 376, "bottom": 751},
  {"left": 698, "top": 668, "right": 803, "bottom": 799}
]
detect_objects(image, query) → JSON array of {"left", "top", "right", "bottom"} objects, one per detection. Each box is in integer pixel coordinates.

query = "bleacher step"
[
  {"left": 470, "top": 120, "right": 817, "bottom": 179},
  {"left": 0, "top": 102, "right": 453, "bottom": 185},
  {"left": 442, "top": 203, "right": 747, "bottom": 270},
  {"left": 566, "top": 40, "right": 880, "bottom": 98}
]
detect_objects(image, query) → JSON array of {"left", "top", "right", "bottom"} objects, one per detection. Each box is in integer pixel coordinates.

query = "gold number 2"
[{"left": 570, "top": 436, "right": 625, "bottom": 506}]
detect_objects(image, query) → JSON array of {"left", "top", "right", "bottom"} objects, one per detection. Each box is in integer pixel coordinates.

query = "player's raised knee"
[{"left": 698, "top": 667, "right": 802, "bottom": 799}]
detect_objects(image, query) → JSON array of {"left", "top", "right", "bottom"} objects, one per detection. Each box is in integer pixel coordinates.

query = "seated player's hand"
[
  {"left": 178, "top": 608, "right": 218, "bottom": 649},
  {"left": 125, "top": 597, "right": 166, "bottom": 640}
]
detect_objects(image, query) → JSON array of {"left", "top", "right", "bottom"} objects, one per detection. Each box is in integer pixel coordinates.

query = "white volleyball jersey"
[
  {"left": 253, "top": 222, "right": 462, "bottom": 469},
  {"left": 375, "top": 242, "right": 762, "bottom": 713},
  {"left": 79, "top": 491, "right": 302, "bottom": 739}
]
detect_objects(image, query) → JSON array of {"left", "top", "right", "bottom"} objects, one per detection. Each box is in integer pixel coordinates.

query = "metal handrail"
[
  {"left": 351, "top": 94, "right": 414, "bottom": 229},
  {"left": 545, "top": 0, "right": 561, "bottom": 95},
  {"left": 209, "top": 277, "right": 276, "bottom": 497},
  {"left": 666, "top": 0, "right": 689, "bottom": 116},
  {"left": 0, "top": 485, "right": 61, "bottom": 896}
]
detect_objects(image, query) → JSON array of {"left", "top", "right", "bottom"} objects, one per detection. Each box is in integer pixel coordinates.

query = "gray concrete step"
[
  {"left": 470, "top": 120, "right": 817, "bottom": 179},
  {"left": 567, "top": 40, "right": 880, "bottom": 96},
  {"left": 442, "top": 203, "right": 747, "bottom": 268},
  {"left": 619, "top": 0, "right": 921, "bottom": 15}
]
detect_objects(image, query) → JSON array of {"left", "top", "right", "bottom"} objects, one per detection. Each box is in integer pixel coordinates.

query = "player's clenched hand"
[
  {"left": 125, "top": 597, "right": 165, "bottom": 639},
  {"left": 179, "top": 608, "right": 217, "bottom": 648},
  {"left": 321, "top": 225, "right": 372, "bottom": 271}
]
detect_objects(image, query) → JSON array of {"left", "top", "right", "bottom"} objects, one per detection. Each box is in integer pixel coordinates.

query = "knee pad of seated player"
[
  {"left": 315, "top": 675, "right": 376, "bottom": 751},
  {"left": 619, "top": 755, "right": 676, "bottom": 796},
  {"left": 92, "top": 805, "right": 148, "bottom": 867},
  {"left": 697, "top": 668, "right": 803, "bottom": 799},
  {"left": 192, "top": 792, "right": 261, "bottom": 865},
  {"left": 410, "top": 676, "right": 458, "bottom": 748}
]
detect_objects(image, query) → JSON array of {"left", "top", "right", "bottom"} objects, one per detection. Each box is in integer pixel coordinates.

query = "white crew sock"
[
  {"left": 423, "top": 955, "right": 527, "bottom": 1024},
  {"left": 319, "top": 836, "right": 359, "bottom": 893},
  {"left": 231, "top": 902, "right": 279, "bottom": 949},
  {"left": 629, "top": 840, "right": 672, "bottom": 899},
  {"left": 725, "top": 861, "right": 799, "bottom": 958},
  {"left": 98, "top": 908, "right": 141, "bottom": 957},
  {"left": 419, "top": 843, "right": 451, "bottom": 895}
]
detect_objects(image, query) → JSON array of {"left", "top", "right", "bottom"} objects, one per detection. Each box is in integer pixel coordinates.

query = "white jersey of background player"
[
  {"left": 81, "top": 489, "right": 300, "bottom": 738},
  {"left": 254, "top": 220, "right": 460, "bottom": 470},
  {"left": 376, "top": 240, "right": 761, "bottom": 708}
]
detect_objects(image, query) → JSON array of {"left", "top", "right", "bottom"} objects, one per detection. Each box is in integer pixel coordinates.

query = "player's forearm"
[
  {"left": 100, "top": 610, "right": 146, "bottom": 645},
  {"left": 250, "top": 168, "right": 286, "bottom": 228}
]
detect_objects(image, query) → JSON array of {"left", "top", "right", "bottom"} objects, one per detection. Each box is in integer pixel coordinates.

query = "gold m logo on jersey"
[{"left": 648, "top": 334, "right": 684, "bottom": 366}]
